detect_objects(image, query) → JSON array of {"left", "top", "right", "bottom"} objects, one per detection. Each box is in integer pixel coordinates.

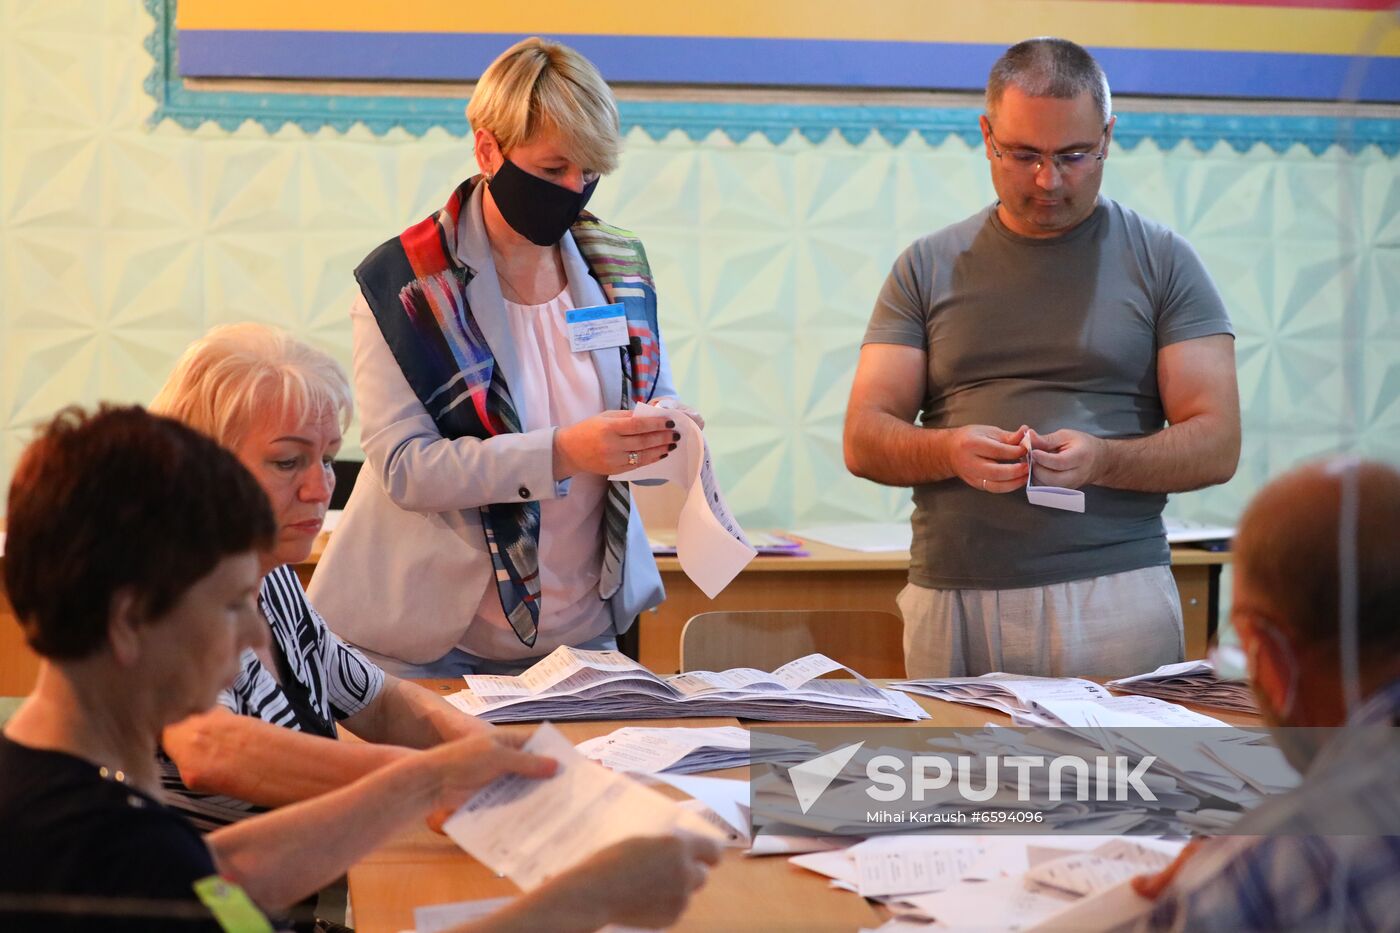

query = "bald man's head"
[{"left": 1234, "top": 458, "right": 1400, "bottom": 660}]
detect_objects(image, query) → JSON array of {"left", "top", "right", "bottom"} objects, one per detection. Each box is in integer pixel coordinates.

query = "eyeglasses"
[{"left": 986, "top": 123, "right": 1108, "bottom": 175}]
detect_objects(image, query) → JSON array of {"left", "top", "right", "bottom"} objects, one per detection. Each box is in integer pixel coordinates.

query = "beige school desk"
[
  {"left": 346, "top": 680, "right": 1259, "bottom": 933},
  {"left": 0, "top": 539, "right": 1228, "bottom": 696}
]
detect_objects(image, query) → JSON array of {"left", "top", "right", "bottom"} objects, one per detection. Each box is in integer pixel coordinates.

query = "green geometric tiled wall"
[{"left": 2, "top": 1, "right": 1397, "bottom": 534}]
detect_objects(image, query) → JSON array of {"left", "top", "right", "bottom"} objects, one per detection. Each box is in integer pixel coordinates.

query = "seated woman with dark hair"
[{"left": 0, "top": 406, "right": 718, "bottom": 932}]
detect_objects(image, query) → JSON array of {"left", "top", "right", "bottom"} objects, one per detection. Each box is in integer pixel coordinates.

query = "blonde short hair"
[
  {"left": 467, "top": 37, "right": 622, "bottom": 175},
  {"left": 151, "top": 323, "right": 353, "bottom": 449}
]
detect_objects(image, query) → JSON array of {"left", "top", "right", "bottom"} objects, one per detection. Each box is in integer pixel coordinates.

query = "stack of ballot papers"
[
  {"left": 441, "top": 723, "right": 725, "bottom": 890},
  {"left": 1108, "top": 659, "right": 1258, "bottom": 714},
  {"left": 649, "top": 529, "right": 805, "bottom": 557},
  {"left": 787, "top": 522, "right": 912, "bottom": 553},
  {"left": 576, "top": 725, "right": 816, "bottom": 774},
  {"left": 892, "top": 673, "right": 1115, "bottom": 718},
  {"left": 1008, "top": 693, "right": 1235, "bottom": 729},
  {"left": 446, "top": 645, "right": 929, "bottom": 723},
  {"left": 1163, "top": 516, "right": 1234, "bottom": 545},
  {"left": 751, "top": 708, "right": 1295, "bottom": 839}
]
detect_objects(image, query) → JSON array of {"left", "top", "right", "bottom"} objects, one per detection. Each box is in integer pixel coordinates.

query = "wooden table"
[
  {"left": 347, "top": 680, "right": 1259, "bottom": 933},
  {"left": 637, "top": 543, "right": 1230, "bottom": 674},
  {"left": 346, "top": 677, "right": 884, "bottom": 933},
  {"left": 0, "top": 535, "right": 1229, "bottom": 696}
]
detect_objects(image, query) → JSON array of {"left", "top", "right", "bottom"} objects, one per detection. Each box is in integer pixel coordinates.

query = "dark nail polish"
[
  {"left": 671, "top": 431, "right": 681, "bottom": 442},
  {"left": 661, "top": 452, "right": 669, "bottom": 459},
  {"left": 665, "top": 420, "right": 676, "bottom": 428},
  {"left": 668, "top": 443, "right": 677, "bottom": 451}
]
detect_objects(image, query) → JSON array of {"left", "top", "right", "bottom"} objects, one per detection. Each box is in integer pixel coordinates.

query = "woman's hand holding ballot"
[{"left": 553, "top": 409, "right": 679, "bottom": 478}]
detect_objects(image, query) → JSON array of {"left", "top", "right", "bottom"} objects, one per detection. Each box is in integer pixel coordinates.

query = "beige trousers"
[{"left": 899, "top": 565, "right": 1184, "bottom": 680}]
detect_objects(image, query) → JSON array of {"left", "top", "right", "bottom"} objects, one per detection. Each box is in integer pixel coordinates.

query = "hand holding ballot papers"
[
  {"left": 610, "top": 401, "right": 755, "bottom": 597},
  {"left": 1024, "top": 430, "right": 1086, "bottom": 512},
  {"left": 443, "top": 724, "right": 722, "bottom": 888},
  {"left": 437, "top": 724, "right": 722, "bottom": 929}
]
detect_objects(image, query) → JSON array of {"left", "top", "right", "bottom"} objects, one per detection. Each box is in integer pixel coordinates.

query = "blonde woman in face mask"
[{"left": 310, "top": 37, "right": 701, "bottom": 678}]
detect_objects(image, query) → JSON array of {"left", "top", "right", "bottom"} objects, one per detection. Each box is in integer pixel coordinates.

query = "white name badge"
[{"left": 566, "top": 302, "right": 629, "bottom": 353}]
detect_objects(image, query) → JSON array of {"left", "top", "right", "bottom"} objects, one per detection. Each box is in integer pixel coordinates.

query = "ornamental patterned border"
[{"left": 145, "top": 0, "right": 1400, "bottom": 156}]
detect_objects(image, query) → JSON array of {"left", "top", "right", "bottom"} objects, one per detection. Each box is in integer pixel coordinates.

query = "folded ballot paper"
[
  {"left": 576, "top": 725, "right": 816, "bottom": 775},
  {"left": 446, "top": 646, "right": 929, "bottom": 723},
  {"left": 1108, "top": 659, "right": 1259, "bottom": 715},
  {"left": 610, "top": 401, "right": 755, "bottom": 598},
  {"left": 1025, "top": 434, "right": 1085, "bottom": 513},
  {"left": 442, "top": 723, "right": 725, "bottom": 891}
]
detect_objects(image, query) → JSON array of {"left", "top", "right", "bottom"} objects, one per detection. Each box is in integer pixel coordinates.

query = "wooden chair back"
[{"left": 679, "top": 610, "right": 906, "bottom": 679}]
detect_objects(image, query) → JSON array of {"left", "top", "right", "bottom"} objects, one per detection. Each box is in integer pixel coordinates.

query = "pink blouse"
[{"left": 457, "top": 288, "right": 613, "bottom": 660}]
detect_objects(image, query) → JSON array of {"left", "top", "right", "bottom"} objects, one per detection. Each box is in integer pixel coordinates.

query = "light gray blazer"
[{"left": 309, "top": 184, "right": 673, "bottom": 664}]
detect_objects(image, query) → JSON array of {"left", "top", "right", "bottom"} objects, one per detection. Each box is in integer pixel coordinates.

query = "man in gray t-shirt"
[{"left": 845, "top": 38, "right": 1240, "bottom": 679}]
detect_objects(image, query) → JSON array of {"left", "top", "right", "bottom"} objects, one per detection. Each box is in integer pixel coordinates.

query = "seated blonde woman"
[
  {"left": 150, "top": 323, "right": 490, "bottom": 830},
  {"left": 0, "top": 405, "right": 719, "bottom": 932}
]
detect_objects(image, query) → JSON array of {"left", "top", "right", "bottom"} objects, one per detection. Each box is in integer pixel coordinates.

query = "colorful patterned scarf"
[{"left": 355, "top": 176, "right": 661, "bottom": 647}]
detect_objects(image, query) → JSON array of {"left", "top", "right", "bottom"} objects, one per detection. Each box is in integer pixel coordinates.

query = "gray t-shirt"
[{"left": 864, "top": 197, "right": 1233, "bottom": 589}]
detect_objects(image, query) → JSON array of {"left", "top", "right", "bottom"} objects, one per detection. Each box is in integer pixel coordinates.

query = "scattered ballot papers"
[
  {"left": 1024, "top": 838, "right": 1175, "bottom": 897},
  {"left": 1108, "top": 659, "right": 1258, "bottom": 715},
  {"left": 907, "top": 838, "right": 1183, "bottom": 931},
  {"left": 831, "top": 837, "right": 1184, "bottom": 932},
  {"left": 576, "top": 725, "right": 815, "bottom": 775},
  {"left": 1011, "top": 693, "right": 1233, "bottom": 729},
  {"left": 447, "top": 646, "right": 929, "bottom": 724},
  {"left": 892, "top": 673, "right": 1112, "bottom": 718},
  {"left": 610, "top": 401, "right": 754, "bottom": 597},
  {"left": 751, "top": 705, "right": 1294, "bottom": 840},
  {"left": 650, "top": 529, "right": 805, "bottom": 557},
  {"left": 441, "top": 723, "right": 723, "bottom": 890},
  {"left": 653, "top": 772, "right": 754, "bottom": 846}
]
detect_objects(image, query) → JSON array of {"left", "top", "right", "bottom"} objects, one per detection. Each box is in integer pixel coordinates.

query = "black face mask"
[{"left": 487, "top": 157, "right": 598, "bottom": 246}]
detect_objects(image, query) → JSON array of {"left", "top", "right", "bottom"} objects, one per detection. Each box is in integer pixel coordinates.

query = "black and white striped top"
[{"left": 159, "top": 565, "right": 386, "bottom": 830}]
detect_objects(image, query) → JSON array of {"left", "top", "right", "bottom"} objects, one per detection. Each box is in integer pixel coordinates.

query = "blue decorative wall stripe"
[
  {"left": 147, "top": 1, "right": 1400, "bottom": 156},
  {"left": 178, "top": 28, "right": 1400, "bottom": 103}
]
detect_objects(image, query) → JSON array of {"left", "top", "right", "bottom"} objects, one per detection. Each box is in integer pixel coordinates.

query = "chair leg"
[{"left": 617, "top": 616, "right": 641, "bottom": 661}]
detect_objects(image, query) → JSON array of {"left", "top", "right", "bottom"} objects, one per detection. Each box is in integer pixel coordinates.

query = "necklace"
[{"left": 493, "top": 248, "right": 565, "bottom": 305}]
